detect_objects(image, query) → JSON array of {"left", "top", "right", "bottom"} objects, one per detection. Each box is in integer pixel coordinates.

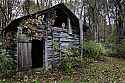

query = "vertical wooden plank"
[
  {"left": 25, "top": 43, "right": 28, "bottom": 66},
  {"left": 28, "top": 43, "right": 32, "bottom": 67},
  {"left": 25, "top": 43, "right": 27, "bottom": 67},
  {"left": 23, "top": 43, "right": 25, "bottom": 67},
  {"left": 18, "top": 43, "right": 22, "bottom": 70},
  {"left": 17, "top": 41, "right": 33, "bottom": 70},
  {"left": 79, "top": 19, "right": 83, "bottom": 57},
  {"left": 45, "top": 40, "right": 48, "bottom": 70},
  {"left": 19, "top": 43, "right": 22, "bottom": 70},
  {"left": 21, "top": 43, "right": 24, "bottom": 68},
  {"left": 17, "top": 42, "right": 19, "bottom": 70}
]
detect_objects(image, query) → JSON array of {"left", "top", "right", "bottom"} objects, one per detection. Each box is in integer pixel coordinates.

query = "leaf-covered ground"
[{"left": 1, "top": 56, "right": 125, "bottom": 83}]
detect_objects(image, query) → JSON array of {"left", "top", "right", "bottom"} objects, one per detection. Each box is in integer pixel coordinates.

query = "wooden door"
[{"left": 17, "top": 42, "right": 32, "bottom": 70}]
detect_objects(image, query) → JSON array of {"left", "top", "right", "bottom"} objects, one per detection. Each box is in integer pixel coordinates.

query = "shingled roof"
[{"left": 3, "top": 3, "right": 80, "bottom": 34}]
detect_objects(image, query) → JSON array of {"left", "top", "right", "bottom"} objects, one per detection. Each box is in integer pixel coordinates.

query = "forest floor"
[{"left": 1, "top": 56, "right": 125, "bottom": 83}]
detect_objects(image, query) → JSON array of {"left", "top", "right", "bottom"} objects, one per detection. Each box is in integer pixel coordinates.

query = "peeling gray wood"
[
  {"left": 79, "top": 19, "right": 83, "bottom": 57},
  {"left": 17, "top": 42, "right": 32, "bottom": 70},
  {"left": 45, "top": 39, "right": 48, "bottom": 70}
]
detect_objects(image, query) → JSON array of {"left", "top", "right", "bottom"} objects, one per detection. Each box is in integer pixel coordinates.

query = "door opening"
[{"left": 32, "top": 39, "right": 44, "bottom": 68}]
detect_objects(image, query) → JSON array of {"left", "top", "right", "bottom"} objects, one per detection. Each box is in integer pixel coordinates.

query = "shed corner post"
[
  {"left": 79, "top": 19, "right": 83, "bottom": 58},
  {"left": 45, "top": 39, "right": 48, "bottom": 70}
]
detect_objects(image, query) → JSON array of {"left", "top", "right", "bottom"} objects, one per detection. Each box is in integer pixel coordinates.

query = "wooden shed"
[{"left": 3, "top": 3, "right": 84, "bottom": 70}]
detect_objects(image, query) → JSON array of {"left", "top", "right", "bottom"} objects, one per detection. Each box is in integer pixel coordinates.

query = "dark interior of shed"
[{"left": 54, "top": 9, "right": 68, "bottom": 28}]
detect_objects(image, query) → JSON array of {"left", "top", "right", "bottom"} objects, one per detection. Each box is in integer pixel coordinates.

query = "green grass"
[
  {"left": 0, "top": 80, "right": 8, "bottom": 83},
  {"left": 33, "top": 80, "right": 40, "bottom": 83},
  {"left": 1, "top": 56, "right": 125, "bottom": 83},
  {"left": 79, "top": 56, "right": 125, "bottom": 83}
]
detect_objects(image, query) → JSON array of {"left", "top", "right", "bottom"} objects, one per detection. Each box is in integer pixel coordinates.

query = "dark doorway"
[{"left": 32, "top": 39, "right": 44, "bottom": 68}]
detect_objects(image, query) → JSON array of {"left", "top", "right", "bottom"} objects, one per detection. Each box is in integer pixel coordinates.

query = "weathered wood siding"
[
  {"left": 17, "top": 42, "right": 32, "bottom": 70},
  {"left": 45, "top": 27, "right": 80, "bottom": 68},
  {"left": 16, "top": 27, "right": 79, "bottom": 70}
]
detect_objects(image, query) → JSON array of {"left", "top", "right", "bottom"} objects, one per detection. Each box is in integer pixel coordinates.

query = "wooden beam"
[
  {"left": 45, "top": 39, "right": 48, "bottom": 70},
  {"left": 79, "top": 19, "right": 83, "bottom": 57}
]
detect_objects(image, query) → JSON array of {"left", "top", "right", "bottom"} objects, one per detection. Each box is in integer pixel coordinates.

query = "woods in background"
[{"left": 0, "top": 0, "right": 125, "bottom": 55}]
